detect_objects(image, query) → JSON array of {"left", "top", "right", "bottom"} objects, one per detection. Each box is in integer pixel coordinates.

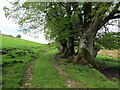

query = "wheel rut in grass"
[
  {"left": 52, "top": 64, "right": 78, "bottom": 88},
  {"left": 51, "top": 56, "right": 79, "bottom": 88},
  {"left": 22, "top": 51, "right": 67, "bottom": 88},
  {"left": 20, "top": 59, "right": 36, "bottom": 88}
]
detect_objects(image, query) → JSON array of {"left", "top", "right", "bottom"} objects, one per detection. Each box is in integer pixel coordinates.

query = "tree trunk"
[
  {"left": 60, "top": 37, "right": 75, "bottom": 58},
  {"left": 74, "top": 33, "right": 98, "bottom": 69},
  {"left": 60, "top": 40, "right": 67, "bottom": 53},
  {"left": 59, "top": 39, "right": 69, "bottom": 58},
  {"left": 73, "top": 12, "right": 103, "bottom": 68},
  {"left": 68, "top": 37, "right": 75, "bottom": 56}
]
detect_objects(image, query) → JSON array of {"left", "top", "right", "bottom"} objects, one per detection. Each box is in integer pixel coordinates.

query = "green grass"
[
  {"left": 1, "top": 34, "right": 61, "bottom": 88},
  {"left": 95, "top": 55, "right": 120, "bottom": 68},
  {"left": 2, "top": 48, "right": 40, "bottom": 88},
  {"left": 55, "top": 59, "right": 119, "bottom": 88},
  {"left": 2, "top": 46, "right": 51, "bottom": 88},
  {"left": 2, "top": 63, "right": 25, "bottom": 88},
  {"left": 1, "top": 34, "right": 45, "bottom": 48},
  {"left": 26, "top": 50, "right": 67, "bottom": 88},
  {"left": 1, "top": 34, "right": 119, "bottom": 88},
  {"left": 1, "top": 34, "right": 50, "bottom": 88}
]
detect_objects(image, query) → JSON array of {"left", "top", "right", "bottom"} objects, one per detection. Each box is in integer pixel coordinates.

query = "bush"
[{"left": 16, "top": 34, "right": 21, "bottom": 38}]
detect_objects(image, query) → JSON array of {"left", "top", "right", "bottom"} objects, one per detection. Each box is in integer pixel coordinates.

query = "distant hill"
[
  {"left": 1, "top": 34, "right": 14, "bottom": 37},
  {"left": 0, "top": 34, "right": 44, "bottom": 49}
]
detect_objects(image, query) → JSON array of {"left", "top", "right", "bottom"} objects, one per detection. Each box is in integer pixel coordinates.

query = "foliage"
[
  {"left": 3, "top": 2, "right": 120, "bottom": 51},
  {"left": 16, "top": 34, "right": 21, "bottom": 38},
  {"left": 3, "top": 1, "right": 120, "bottom": 69}
]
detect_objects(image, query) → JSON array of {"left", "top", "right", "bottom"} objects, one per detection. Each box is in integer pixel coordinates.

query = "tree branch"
[
  {"left": 59, "top": 2, "right": 66, "bottom": 8},
  {"left": 97, "top": 2, "right": 120, "bottom": 30},
  {"left": 115, "top": 10, "right": 120, "bottom": 13},
  {"left": 103, "top": 2, "right": 120, "bottom": 21},
  {"left": 111, "top": 15, "right": 120, "bottom": 19}
]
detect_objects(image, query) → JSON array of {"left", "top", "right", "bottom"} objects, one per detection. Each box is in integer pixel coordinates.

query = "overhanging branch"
[
  {"left": 111, "top": 15, "right": 120, "bottom": 19},
  {"left": 98, "top": 2, "right": 120, "bottom": 30}
]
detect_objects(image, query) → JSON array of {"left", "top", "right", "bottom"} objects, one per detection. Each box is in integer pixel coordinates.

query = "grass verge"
[{"left": 54, "top": 58, "right": 119, "bottom": 88}]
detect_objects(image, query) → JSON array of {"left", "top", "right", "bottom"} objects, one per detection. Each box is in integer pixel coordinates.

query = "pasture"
[{"left": 0, "top": 34, "right": 119, "bottom": 88}]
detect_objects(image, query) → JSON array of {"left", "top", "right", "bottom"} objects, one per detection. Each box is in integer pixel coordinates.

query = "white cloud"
[
  {"left": 20, "top": 32, "right": 49, "bottom": 44},
  {"left": 0, "top": 0, "right": 19, "bottom": 34},
  {"left": 0, "top": 0, "right": 49, "bottom": 44}
]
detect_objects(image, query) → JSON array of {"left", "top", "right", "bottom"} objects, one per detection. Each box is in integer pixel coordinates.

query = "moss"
[{"left": 74, "top": 48, "right": 98, "bottom": 68}]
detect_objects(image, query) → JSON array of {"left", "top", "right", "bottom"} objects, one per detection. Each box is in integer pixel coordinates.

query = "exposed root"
[{"left": 72, "top": 48, "right": 99, "bottom": 70}]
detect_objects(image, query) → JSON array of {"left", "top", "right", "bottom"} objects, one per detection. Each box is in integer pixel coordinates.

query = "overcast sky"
[
  {"left": 0, "top": 0, "right": 119, "bottom": 44},
  {"left": 0, "top": 0, "right": 49, "bottom": 44}
]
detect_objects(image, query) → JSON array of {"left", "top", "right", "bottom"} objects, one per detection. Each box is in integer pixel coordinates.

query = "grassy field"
[
  {"left": 95, "top": 55, "right": 119, "bottom": 68},
  {"left": 1, "top": 34, "right": 50, "bottom": 88},
  {"left": 1, "top": 34, "right": 119, "bottom": 88}
]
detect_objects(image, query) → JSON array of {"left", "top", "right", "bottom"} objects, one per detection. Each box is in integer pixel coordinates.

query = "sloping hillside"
[
  {"left": 1, "top": 34, "right": 50, "bottom": 88},
  {"left": 1, "top": 34, "right": 119, "bottom": 88},
  {"left": 1, "top": 34, "right": 44, "bottom": 48}
]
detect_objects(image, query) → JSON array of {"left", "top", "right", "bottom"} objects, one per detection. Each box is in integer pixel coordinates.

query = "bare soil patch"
[
  {"left": 100, "top": 68, "right": 120, "bottom": 80},
  {"left": 98, "top": 49, "right": 119, "bottom": 58},
  {"left": 97, "top": 61, "right": 120, "bottom": 79}
]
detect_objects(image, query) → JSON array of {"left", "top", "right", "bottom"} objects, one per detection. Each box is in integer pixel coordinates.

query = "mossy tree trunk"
[
  {"left": 74, "top": 34, "right": 98, "bottom": 68},
  {"left": 74, "top": 14, "right": 102, "bottom": 68}
]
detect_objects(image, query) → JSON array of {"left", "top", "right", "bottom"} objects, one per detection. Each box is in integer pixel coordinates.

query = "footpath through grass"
[
  {"left": 23, "top": 49, "right": 119, "bottom": 88},
  {"left": 1, "top": 34, "right": 50, "bottom": 88},
  {"left": 24, "top": 49, "right": 67, "bottom": 88}
]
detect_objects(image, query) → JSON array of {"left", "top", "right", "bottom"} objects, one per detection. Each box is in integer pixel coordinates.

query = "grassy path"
[
  {"left": 24, "top": 50, "right": 67, "bottom": 88},
  {"left": 20, "top": 49, "right": 119, "bottom": 88},
  {"left": 22, "top": 49, "right": 82, "bottom": 88}
]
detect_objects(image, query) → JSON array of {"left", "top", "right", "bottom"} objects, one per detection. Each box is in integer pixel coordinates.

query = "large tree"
[
  {"left": 69, "top": 2, "right": 120, "bottom": 67},
  {"left": 4, "top": 1, "right": 120, "bottom": 68}
]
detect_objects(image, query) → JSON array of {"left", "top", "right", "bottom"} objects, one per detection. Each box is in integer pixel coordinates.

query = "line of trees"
[{"left": 4, "top": 1, "right": 120, "bottom": 68}]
